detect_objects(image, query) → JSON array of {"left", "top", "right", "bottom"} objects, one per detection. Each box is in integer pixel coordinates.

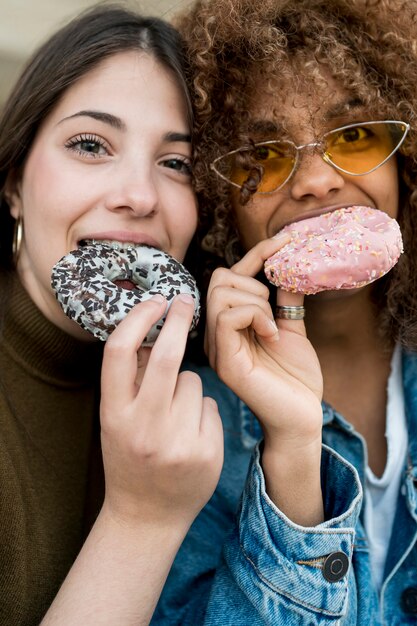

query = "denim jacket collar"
[{"left": 402, "top": 350, "right": 417, "bottom": 520}]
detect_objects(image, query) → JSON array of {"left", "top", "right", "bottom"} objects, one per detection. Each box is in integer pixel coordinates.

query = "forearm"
[
  {"left": 262, "top": 435, "right": 324, "bottom": 526},
  {"left": 41, "top": 506, "right": 187, "bottom": 626}
]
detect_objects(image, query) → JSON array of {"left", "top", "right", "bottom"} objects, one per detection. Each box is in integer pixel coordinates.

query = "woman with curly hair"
[{"left": 150, "top": 0, "right": 417, "bottom": 623}]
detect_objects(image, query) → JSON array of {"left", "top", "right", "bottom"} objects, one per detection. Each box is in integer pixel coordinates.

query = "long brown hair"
[{"left": 0, "top": 3, "right": 192, "bottom": 269}]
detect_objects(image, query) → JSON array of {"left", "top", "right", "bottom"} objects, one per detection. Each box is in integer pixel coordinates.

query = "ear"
[{"left": 4, "top": 170, "right": 23, "bottom": 220}]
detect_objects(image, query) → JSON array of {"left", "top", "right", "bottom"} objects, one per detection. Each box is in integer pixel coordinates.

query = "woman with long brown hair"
[{"left": 0, "top": 5, "right": 222, "bottom": 624}]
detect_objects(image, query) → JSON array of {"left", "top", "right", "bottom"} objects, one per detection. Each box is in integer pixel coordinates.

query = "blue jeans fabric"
[{"left": 152, "top": 350, "right": 417, "bottom": 625}]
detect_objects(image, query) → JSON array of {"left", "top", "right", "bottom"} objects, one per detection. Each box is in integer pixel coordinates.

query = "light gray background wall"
[{"left": 0, "top": 0, "right": 193, "bottom": 107}]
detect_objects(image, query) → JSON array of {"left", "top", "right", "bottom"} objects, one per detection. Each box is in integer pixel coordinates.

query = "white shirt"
[{"left": 364, "top": 344, "right": 408, "bottom": 591}]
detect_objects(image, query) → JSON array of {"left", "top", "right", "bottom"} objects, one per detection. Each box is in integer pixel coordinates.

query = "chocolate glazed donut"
[{"left": 51, "top": 241, "right": 200, "bottom": 345}]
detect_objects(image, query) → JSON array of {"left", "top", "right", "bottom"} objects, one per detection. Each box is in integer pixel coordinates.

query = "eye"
[
  {"left": 65, "top": 134, "right": 109, "bottom": 158},
  {"left": 254, "top": 145, "right": 278, "bottom": 161},
  {"left": 332, "top": 126, "right": 372, "bottom": 145},
  {"left": 160, "top": 157, "right": 192, "bottom": 177},
  {"left": 253, "top": 143, "right": 291, "bottom": 162}
]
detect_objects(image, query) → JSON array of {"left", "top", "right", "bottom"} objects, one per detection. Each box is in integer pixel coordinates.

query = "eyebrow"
[
  {"left": 58, "top": 110, "right": 191, "bottom": 143},
  {"left": 59, "top": 110, "right": 127, "bottom": 130},
  {"left": 324, "top": 98, "right": 365, "bottom": 121},
  {"left": 164, "top": 131, "right": 191, "bottom": 144},
  {"left": 247, "top": 98, "right": 365, "bottom": 136},
  {"left": 247, "top": 120, "right": 283, "bottom": 136}
]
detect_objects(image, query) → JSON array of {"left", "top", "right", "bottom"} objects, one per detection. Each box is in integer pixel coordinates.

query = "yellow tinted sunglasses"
[{"left": 210, "top": 120, "right": 410, "bottom": 194}]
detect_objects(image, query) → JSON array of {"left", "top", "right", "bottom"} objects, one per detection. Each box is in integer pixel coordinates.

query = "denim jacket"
[{"left": 152, "top": 350, "right": 417, "bottom": 625}]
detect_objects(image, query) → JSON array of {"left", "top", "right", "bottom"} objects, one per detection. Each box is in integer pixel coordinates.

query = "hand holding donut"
[
  {"left": 205, "top": 235, "right": 324, "bottom": 525},
  {"left": 100, "top": 294, "right": 224, "bottom": 531},
  {"left": 205, "top": 234, "right": 323, "bottom": 451},
  {"left": 205, "top": 205, "right": 402, "bottom": 444},
  {"left": 51, "top": 240, "right": 222, "bottom": 526}
]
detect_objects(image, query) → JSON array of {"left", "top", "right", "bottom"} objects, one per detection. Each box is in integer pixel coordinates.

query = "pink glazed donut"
[{"left": 264, "top": 206, "right": 403, "bottom": 294}]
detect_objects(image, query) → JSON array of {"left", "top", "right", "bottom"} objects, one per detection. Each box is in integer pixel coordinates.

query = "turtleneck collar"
[{"left": 1, "top": 272, "right": 103, "bottom": 387}]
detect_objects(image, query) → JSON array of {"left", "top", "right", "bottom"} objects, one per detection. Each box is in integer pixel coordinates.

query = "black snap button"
[
  {"left": 401, "top": 587, "right": 417, "bottom": 614},
  {"left": 322, "top": 551, "right": 349, "bottom": 582}
]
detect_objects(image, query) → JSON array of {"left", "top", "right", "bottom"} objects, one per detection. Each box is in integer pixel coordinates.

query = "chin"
[{"left": 306, "top": 285, "right": 367, "bottom": 303}]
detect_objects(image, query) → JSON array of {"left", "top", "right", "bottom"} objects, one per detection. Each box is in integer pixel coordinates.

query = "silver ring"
[{"left": 275, "top": 305, "right": 305, "bottom": 320}]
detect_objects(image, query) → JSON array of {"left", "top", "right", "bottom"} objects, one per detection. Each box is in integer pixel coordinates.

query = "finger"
[
  {"left": 138, "top": 294, "right": 195, "bottom": 414},
  {"left": 217, "top": 305, "right": 278, "bottom": 342},
  {"left": 135, "top": 346, "right": 152, "bottom": 388},
  {"left": 204, "top": 282, "right": 272, "bottom": 357},
  {"left": 206, "top": 266, "right": 269, "bottom": 301},
  {"left": 171, "top": 383, "right": 223, "bottom": 494},
  {"left": 101, "top": 295, "right": 167, "bottom": 411},
  {"left": 213, "top": 304, "right": 279, "bottom": 369},
  {"left": 199, "top": 396, "right": 223, "bottom": 445},
  {"left": 205, "top": 266, "right": 271, "bottom": 359},
  {"left": 171, "top": 369, "right": 203, "bottom": 434},
  {"left": 173, "top": 370, "right": 223, "bottom": 448},
  {"left": 197, "top": 396, "right": 224, "bottom": 469},
  {"left": 275, "top": 289, "right": 307, "bottom": 337},
  {"left": 231, "top": 231, "right": 291, "bottom": 277}
]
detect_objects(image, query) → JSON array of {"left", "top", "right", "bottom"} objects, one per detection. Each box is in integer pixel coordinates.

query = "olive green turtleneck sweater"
[{"left": 0, "top": 273, "right": 104, "bottom": 625}]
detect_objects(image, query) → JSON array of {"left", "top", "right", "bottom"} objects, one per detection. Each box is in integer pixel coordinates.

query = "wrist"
[
  {"left": 97, "top": 500, "right": 190, "bottom": 552},
  {"left": 260, "top": 438, "right": 324, "bottom": 526},
  {"left": 262, "top": 430, "right": 323, "bottom": 457}
]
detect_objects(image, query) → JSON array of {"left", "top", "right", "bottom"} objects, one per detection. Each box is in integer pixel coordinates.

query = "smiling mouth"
[
  {"left": 78, "top": 238, "right": 155, "bottom": 248},
  {"left": 77, "top": 238, "right": 162, "bottom": 253}
]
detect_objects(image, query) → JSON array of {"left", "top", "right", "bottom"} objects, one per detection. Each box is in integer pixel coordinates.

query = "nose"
[
  {"left": 289, "top": 150, "right": 345, "bottom": 201},
  {"left": 104, "top": 162, "right": 159, "bottom": 217}
]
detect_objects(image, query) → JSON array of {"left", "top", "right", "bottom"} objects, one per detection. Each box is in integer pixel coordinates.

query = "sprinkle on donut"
[
  {"left": 264, "top": 206, "right": 403, "bottom": 294},
  {"left": 51, "top": 241, "right": 200, "bottom": 344}
]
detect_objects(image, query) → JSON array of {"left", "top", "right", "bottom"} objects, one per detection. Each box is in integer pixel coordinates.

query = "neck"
[
  {"left": 305, "top": 286, "right": 387, "bottom": 353},
  {"left": 304, "top": 286, "right": 393, "bottom": 476}
]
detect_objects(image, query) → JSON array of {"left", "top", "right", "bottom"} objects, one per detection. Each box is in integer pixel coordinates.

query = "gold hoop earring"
[{"left": 12, "top": 215, "right": 23, "bottom": 266}]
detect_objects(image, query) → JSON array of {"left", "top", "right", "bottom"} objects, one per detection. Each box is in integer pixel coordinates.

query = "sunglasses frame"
[{"left": 210, "top": 120, "right": 410, "bottom": 195}]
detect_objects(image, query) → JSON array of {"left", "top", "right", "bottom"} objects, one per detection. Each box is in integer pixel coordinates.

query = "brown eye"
[
  {"left": 333, "top": 126, "right": 370, "bottom": 145},
  {"left": 254, "top": 146, "right": 271, "bottom": 161},
  {"left": 254, "top": 144, "right": 292, "bottom": 161}
]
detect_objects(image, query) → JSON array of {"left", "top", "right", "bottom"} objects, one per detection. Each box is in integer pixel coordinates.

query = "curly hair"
[{"left": 177, "top": 0, "right": 417, "bottom": 350}]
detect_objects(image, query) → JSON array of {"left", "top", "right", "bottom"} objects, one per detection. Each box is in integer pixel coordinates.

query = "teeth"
[
  {"left": 80, "top": 239, "right": 137, "bottom": 249},
  {"left": 78, "top": 239, "right": 159, "bottom": 252}
]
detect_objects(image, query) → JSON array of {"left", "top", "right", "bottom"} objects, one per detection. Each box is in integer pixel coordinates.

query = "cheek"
[
  {"left": 170, "top": 192, "right": 198, "bottom": 253},
  {"left": 385, "top": 176, "right": 400, "bottom": 219},
  {"left": 21, "top": 151, "right": 65, "bottom": 220},
  {"left": 232, "top": 196, "right": 270, "bottom": 249},
  {"left": 22, "top": 154, "right": 92, "bottom": 235},
  {"left": 366, "top": 162, "right": 399, "bottom": 219}
]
